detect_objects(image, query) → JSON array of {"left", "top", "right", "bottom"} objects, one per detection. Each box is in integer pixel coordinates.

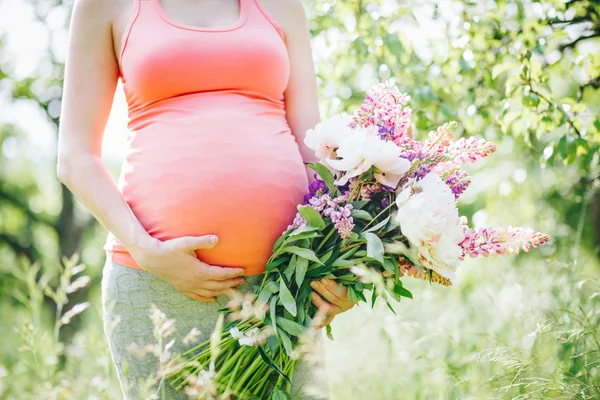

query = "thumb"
[{"left": 169, "top": 235, "right": 219, "bottom": 252}]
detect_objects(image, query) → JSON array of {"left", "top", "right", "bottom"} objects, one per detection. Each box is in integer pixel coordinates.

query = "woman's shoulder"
[
  {"left": 70, "top": 0, "right": 121, "bottom": 18},
  {"left": 258, "top": 0, "right": 309, "bottom": 37}
]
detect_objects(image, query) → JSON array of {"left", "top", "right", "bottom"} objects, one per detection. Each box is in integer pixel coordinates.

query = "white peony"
[
  {"left": 326, "top": 128, "right": 411, "bottom": 187},
  {"left": 304, "top": 113, "right": 355, "bottom": 163},
  {"left": 394, "top": 172, "right": 465, "bottom": 281}
]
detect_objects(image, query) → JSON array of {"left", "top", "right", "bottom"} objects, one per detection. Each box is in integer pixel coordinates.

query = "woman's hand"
[
  {"left": 310, "top": 279, "right": 356, "bottom": 329},
  {"left": 131, "top": 235, "right": 247, "bottom": 303}
]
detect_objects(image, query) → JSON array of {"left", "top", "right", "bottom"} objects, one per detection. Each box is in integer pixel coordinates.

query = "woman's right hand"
[{"left": 130, "top": 235, "right": 246, "bottom": 303}]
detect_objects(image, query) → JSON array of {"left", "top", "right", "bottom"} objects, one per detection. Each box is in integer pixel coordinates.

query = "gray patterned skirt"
[{"left": 101, "top": 258, "right": 317, "bottom": 400}]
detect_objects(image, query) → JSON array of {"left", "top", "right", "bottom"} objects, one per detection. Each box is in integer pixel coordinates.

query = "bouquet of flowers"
[{"left": 168, "top": 79, "right": 550, "bottom": 399}]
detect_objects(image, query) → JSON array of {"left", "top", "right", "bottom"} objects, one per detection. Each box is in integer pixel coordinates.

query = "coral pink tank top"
[{"left": 103, "top": 0, "right": 309, "bottom": 275}]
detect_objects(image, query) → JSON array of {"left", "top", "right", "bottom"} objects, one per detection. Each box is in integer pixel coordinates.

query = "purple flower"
[
  {"left": 303, "top": 174, "right": 328, "bottom": 204},
  {"left": 444, "top": 170, "right": 471, "bottom": 199}
]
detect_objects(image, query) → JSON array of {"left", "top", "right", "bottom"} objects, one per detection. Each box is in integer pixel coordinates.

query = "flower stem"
[
  {"left": 360, "top": 200, "right": 394, "bottom": 232},
  {"left": 315, "top": 226, "right": 336, "bottom": 253}
]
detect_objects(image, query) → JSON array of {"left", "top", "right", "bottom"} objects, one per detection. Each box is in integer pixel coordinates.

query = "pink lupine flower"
[
  {"left": 423, "top": 122, "right": 457, "bottom": 154},
  {"left": 434, "top": 137, "right": 497, "bottom": 173},
  {"left": 350, "top": 78, "right": 413, "bottom": 143},
  {"left": 460, "top": 226, "right": 550, "bottom": 259},
  {"left": 449, "top": 137, "right": 497, "bottom": 164},
  {"left": 444, "top": 169, "right": 472, "bottom": 199}
]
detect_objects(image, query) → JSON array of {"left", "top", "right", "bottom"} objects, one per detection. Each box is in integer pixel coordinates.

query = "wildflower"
[
  {"left": 350, "top": 78, "right": 413, "bottom": 143},
  {"left": 226, "top": 291, "right": 268, "bottom": 321},
  {"left": 304, "top": 174, "right": 328, "bottom": 204},
  {"left": 331, "top": 203, "right": 355, "bottom": 239},
  {"left": 444, "top": 169, "right": 471, "bottom": 199},
  {"left": 183, "top": 328, "right": 201, "bottom": 346},
  {"left": 286, "top": 212, "right": 308, "bottom": 231},
  {"left": 460, "top": 226, "right": 550, "bottom": 259}
]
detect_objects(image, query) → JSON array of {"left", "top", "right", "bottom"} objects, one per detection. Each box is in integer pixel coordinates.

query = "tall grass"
[
  {"left": 302, "top": 254, "right": 600, "bottom": 400},
  {"left": 1, "top": 254, "right": 122, "bottom": 400},
  {"left": 1, "top": 251, "right": 598, "bottom": 400}
]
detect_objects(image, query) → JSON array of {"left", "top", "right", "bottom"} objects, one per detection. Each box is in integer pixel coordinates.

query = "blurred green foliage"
[{"left": 0, "top": 0, "right": 598, "bottom": 399}]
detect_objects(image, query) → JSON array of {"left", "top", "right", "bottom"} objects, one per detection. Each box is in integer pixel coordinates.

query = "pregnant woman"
[{"left": 56, "top": 0, "right": 355, "bottom": 398}]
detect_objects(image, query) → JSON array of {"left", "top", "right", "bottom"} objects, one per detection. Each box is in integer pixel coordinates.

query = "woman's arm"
[
  {"left": 276, "top": 0, "right": 321, "bottom": 182},
  {"left": 56, "top": 0, "right": 245, "bottom": 302},
  {"left": 276, "top": 0, "right": 355, "bottom": 325}
]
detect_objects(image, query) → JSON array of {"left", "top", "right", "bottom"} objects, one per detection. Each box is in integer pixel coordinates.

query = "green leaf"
[
  {"left": 382, "top": 257, "right": 396, "bottom": 275},
  {"left": 362, "top": 232, "right": 384, "bottom": 264},
  {"left": 255, "top": 290, "right": 272, "bottom": 309},
  {"left": 279, "top": 280, "right": 297, "bottom": 317},
  {"left": 558, "top": 135, "right": 568, "bottom": 159},
  {"left": 325, "top": 324, "right": 334, "bottom": 341},
  {"left": 263, "top": 280, "right": 280, "bottom": 294},
  {"left": 394, "top": 283, "right": 413, "bottom": 299},
  {"left": 270, "top": 295, "right": 278, "bottom": 336},
  {"left": 258, "top": 346, "right": 290, "bottom": 383},
  {"left": 281, "top": 246, "right": 323, "bottom": 265},
  {"left": 350, "top": 200, "right": 369, "bottom": 209},
  {"left": 297, "top": 205, "right": 326, "bottom": 229},
  {"left": 272, "top": 231, "right": 290, "bottom": 251},
  {"left": 320, "top": 248, "right": 334, "bottom": 264},
  {"left": 364, "top": 215, "right": 391, "bottom": 233},
  {"left": 270, "top": 390, "right": 290, "bottom": 400},
  {"left": 332, "top": 259, "right": 356, "bottom": 268},
  {"left": 267, "top": 257, "right": 288, "bottom": 272},
  {"left": 351, "top": 209, "right": 373, "bottom": 221},
  {"left": 284, "top": 255, "right": 296, "bottom": 282},
  {"left": 276, "top": 317, "right": 306, "bottom": 337},
  {"left": 289, "top": 224, "right": 320, "bottom": 236},
  {"left": 278, "top": 329, "right": 293, "bottom": 356},
  {"left": 267, "top": 334, "right": 278, "bottom": 354},
  {"left": 307, "top": 162, "right": 336, "bottom": 194},
  {"left": 295, "top": 257, "right": 308, "bottom": 287}
]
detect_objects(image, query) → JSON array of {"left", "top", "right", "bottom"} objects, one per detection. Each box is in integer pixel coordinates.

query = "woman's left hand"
[{"left": 310, "top": 279, "right": 355, "bottom": 329}]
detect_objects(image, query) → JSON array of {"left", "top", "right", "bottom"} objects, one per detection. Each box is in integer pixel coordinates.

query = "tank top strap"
[{"left": 250, "top": 0, "right": 285, "bottom": 41}]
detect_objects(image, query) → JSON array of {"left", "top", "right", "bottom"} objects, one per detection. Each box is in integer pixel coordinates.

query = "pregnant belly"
[{"left": 117, "top": 116, "right": 308, "bottom": 275}]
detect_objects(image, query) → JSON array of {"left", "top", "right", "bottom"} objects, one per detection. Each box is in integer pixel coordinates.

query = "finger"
[
  {"left": 200, "top": 264, "right": 246, "bottom": 280},
  {"left": 321, "top": 279, "right": 348, "bottom": 298},
  {"left": 200, "top": 278, "right": 246, "bottom": 290},
  {"left": 171, "top": 235, "right": 219, "bottom": 252},
  {"left": 311, "top": 292, "right": 341, "bottom": 315},
  {"left": 310, "top": 280, "right": 344, "bottom": 306},
  {"left": 183, "top": 291, "right": 216, "bottom": 303}
]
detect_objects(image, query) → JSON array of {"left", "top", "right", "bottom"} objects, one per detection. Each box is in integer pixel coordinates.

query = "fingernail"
[{"left": 210, "top": 236, "right": 218, "bottom": 244}]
